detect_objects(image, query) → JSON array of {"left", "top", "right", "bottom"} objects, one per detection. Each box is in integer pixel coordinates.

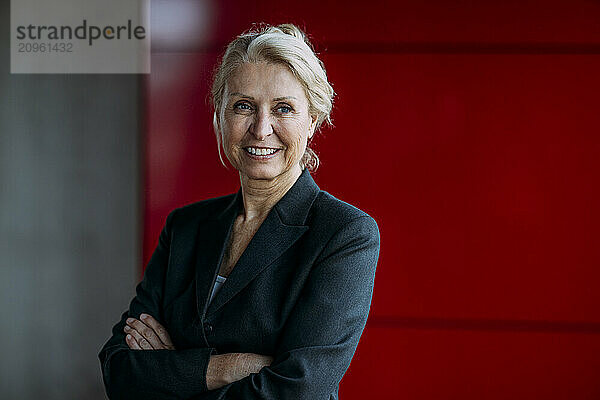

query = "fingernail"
[
  {"left": 126, "top": 318, "right": 134, "bottom": 324},
  {"left": 126, "top": 334, "right": 132, "bottom": 340},
  {"left": 140, "top": 313, "right": 148, "bottom": 320},
  {"left": 124, "top": 325, "right": 130, "bottom": 331}
]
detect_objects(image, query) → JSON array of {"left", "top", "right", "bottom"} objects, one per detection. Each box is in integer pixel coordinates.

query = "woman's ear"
[
  {"left": 213, "top": 111, "right": 221, "bottom": 133},
  {"left": 213, "top": 112, "right": 229, "bottom": 169},
  {"left": 308, "top": 115, "right": 318, "bottom": 139}
]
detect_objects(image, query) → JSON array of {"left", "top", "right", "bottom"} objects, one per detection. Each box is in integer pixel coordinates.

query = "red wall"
[{"left": 144, "top": 1, "right": 600, "bottom": 398}]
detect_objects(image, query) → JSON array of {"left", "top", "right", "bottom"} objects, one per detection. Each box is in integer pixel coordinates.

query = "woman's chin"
[{"left": 239, "top": 166, "right": 282, "bottom": 181}]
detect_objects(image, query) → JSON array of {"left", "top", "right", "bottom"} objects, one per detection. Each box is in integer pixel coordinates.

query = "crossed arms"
[
  {"left": 98, "top": 211, "right": 380, "bottom": 400},
  {"left": 122, "top": 313, "right": 273, "bottom": 390}
]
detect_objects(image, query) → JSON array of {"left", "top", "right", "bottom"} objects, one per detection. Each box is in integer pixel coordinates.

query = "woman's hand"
[
  {"left": 207, "top": 352, "right": 274, "bottom": 390},
  {"left": 123, "top": 314, "right": 272, "bottom": 389},
  {"left": 123, "top": 313, "right": 176, "bottom": 350}
]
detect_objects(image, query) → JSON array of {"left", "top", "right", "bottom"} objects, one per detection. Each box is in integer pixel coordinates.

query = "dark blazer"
[{"left": 99, "top": 168, "right": 380, "bottom": 400}]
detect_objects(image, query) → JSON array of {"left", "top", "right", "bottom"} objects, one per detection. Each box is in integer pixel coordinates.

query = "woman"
[{"left": 99, "top": 23, "right": 380, "bottom": 400}]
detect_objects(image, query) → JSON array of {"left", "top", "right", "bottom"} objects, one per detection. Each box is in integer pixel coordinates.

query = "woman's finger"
[
  {"left": 124, "top": 323, "right": 154, "bottom": 350},
  {"left": 125, "top": 333, "right": 142, "bottom": 350},
  {"left": 126, "top": 317, "right": 162, "bottom": 349},
  {"left": 140, "top": 314, "right": 175, "bottom": 349}
]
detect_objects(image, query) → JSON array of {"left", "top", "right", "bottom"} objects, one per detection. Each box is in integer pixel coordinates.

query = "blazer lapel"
[
  {"left": 206, "top": 169, "right": 320, "bottom": 318},
  {"left": 194, "top": 192, "right": 241, "bottom": 320}
]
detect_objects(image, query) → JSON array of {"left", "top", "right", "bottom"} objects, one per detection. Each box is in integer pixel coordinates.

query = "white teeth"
[{"left": 245, "top": 147, "right": 277, "bottom": 156}]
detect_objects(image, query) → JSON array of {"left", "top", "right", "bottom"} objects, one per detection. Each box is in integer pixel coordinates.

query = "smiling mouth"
[{"left": 244, "top": 146, "right": 281, "bottom": 156}]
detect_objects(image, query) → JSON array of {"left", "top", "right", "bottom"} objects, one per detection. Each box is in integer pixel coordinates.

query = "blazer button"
[{"left": 204, "top": 323, "right": 213, "bottom": 334}]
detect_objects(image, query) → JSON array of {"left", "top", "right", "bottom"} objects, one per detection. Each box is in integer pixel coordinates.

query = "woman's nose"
[{"left": 250, "top": 110, "right": 273, "bottom": 140}]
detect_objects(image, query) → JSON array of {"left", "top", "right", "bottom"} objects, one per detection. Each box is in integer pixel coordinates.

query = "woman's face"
[{"left": 220, "top": 62, "right": 317, "bottom": 182}]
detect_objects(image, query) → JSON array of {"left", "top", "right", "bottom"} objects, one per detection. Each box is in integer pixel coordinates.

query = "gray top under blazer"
[{"left": 99, "top": 168, "right": 381, "bottom": 400}]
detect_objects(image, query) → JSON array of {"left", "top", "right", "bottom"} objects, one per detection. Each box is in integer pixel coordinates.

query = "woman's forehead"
[{"left": 226, "top": 62, "right": 306, "bottom": 100}]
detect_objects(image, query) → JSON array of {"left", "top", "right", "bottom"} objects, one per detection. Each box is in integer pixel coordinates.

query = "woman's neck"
[{"left": 239, "top": 165, "right": 302, "bottom": 222}]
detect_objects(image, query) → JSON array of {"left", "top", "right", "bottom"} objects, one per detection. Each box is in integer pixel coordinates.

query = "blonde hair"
[{"left": 210, "top": 23, "right": 335, "bottom": 171}]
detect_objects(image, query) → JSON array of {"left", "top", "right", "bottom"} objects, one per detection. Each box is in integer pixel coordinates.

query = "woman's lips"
[{"left": 243, "top": 146, "right": 282, "bottom": 160}]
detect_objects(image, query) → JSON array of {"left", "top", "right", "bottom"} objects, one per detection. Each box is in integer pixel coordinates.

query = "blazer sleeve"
[
  {"left": 98, "top": 210, "right": 216, "bottom": 400},
  {"left": 195, "top": 215, "right": 380, "bottom": 400}
]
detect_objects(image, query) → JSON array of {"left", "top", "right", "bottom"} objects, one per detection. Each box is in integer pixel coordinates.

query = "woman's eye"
[
  {"left": 276, "top": 105, "right": 292, "bottom": 114},
  {"left": 234, "top": 103, "right": 252, "bottom": 111}
]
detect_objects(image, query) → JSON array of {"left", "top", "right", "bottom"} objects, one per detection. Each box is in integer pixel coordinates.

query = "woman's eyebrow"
[
  {"left": 229, "top": 93, "right": 297, "bottom": 101},
  {"left": 273, "top": 96, "right": 297, "bottom": 101}
]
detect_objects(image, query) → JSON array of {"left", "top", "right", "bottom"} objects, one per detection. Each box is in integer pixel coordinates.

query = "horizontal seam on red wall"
[{"left": 367, "top": 316, "right": 600, "bottom": 334}]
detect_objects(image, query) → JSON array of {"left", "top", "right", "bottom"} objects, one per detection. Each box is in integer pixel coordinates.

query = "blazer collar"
[
  {"left": 211, "top": 167, "right": 320, "bottom": 225},
  {"left": 195, "top": 168, "right": 320, "bottom": 320}
]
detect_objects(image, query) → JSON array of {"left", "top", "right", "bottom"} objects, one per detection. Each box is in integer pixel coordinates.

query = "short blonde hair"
[{"left": 211, "top": 23, "right": 335, "bottom": 171}]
